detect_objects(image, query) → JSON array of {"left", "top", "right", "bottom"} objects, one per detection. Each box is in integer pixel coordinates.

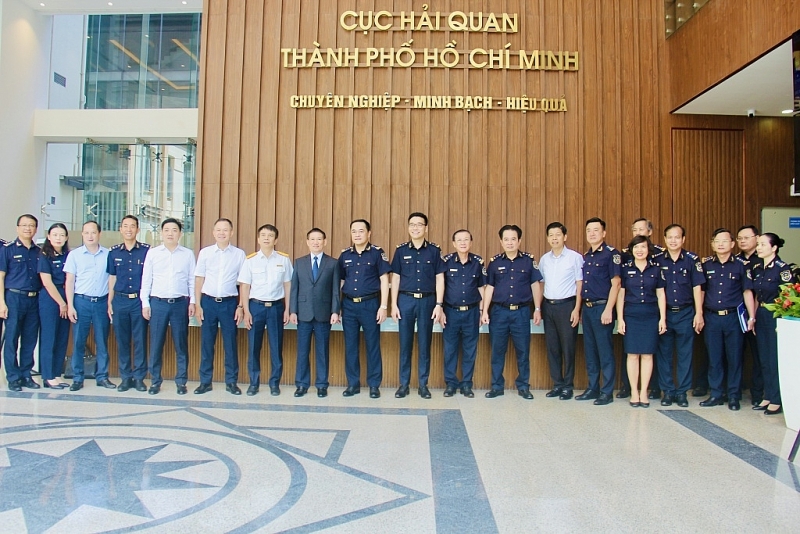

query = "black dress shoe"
[
  {"left": 117, "top": 378, "right": 134, "bottom": 392},
  {"left": 343, "top": 386, "right": 360, "bottom": 397},
  {"left": 418, "top": 386, "right": 432, "bottom": 399},
  {"left": 9, "top": 380, "right": 22, "bottom": 392},
  {"left": 369, "top": 387, "right": 380, "bottom": 398},
  {"left": 728, "top": 399, "right": 741, "bottom": 411},
  {"left": 559, "top": 389, "right": 573, "bottom": 400},
  {"left": 485, "top": 389, "right": 504, "bottom": 398},
  {"left": 270, "top": 386, "right": 281, "bottom": 396},
  {"left": 630, "top": 401, "right": 640, "bottom": 408},
  {"left": 765, "top": 405, "right": 783, "bottom": 415},
  {"left": 226, "top": 383, "right": 242, "bottom": 395},
  {"left": 444, "top": 385, "right": 457, "bottom": 397},
  {"left": 640, "top": 401, "right": 650, "bottom": 408},
  {"left": 661, "top": 395, "right": 674, "bottom": 407},
  {"left": 648, "top": 389, "right": 660, "bottom": 400},
  {"left": 97, "top": 379, "right": 116, "bottom": 389},
  {"left": 134, "top": 379, "right": 147, "bottom": 392},
  {"left": 751, "top": 397, "right": 763, "bottom": 407},
  {"left": 317, "top": 387, "right": 328, "bottom": 398},
  {"left": 294, "top": 386, "right": 308, "bottom": 397},
  {"left": 594, "top": 392, "right": 613, "bottom": 405},
  {"left": 177, "top": 384, "right": 187, "bottom": 395},
  {"left": 616, "top": 388, "right": 631, "bottom": 399},
  {"left": 69, "top": 382, "right": 83, "bottom": 391},
  {"left": 575, "top": 389, "right": 599, "bottom": 401},
  {"left": 752, "top": 403, "right": 768, "bottom": 411},
  {"left": 148, "top": 385, "right": 161, "bottom": 395},
  {"left": 395, "top": 385, "right": 410, "bottom": 398},
  {"left": 43, "top": 380, "right": 69, "bottom": 389},
  {"left": 545, "top": 388, "right": 562, "bottom": 398},
  {"left": 675, "top": 393, "right": 689, "bottom": 407},
  {"left": 246, "top": 385, "right": 259, "bottom": 396},
  {"left": 461, "top": 386, "right": 474, "bottom": 398},
  {"left": 194, "top": 383, "right": 213, "bottom": 394},
  {"left": 518, "top": 388, "right": 534, "bottom": 400},
  {"left": 699, "top": 396, "right": 724, "bottom": 407},
  {"left": 22, "top": 378, "right": 41, "bottom": 389},
  {"left": 692, "top": 386, "right": 708, "bottom": 397}
]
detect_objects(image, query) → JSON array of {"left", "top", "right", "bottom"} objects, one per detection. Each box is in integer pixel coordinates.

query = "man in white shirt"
[
  {"left": 140, "top": 218, "right": 196, "bottom": 395},
  {"left": 238, "top": 224, "right": 293, "bottom": 396},
  {"left": 538, "top": 222, "right": 584, "bottom": 400},
  {"left": 194, "top": 218, "right": 246, "bottom": 395},
  {"left": 64, "top": 221, "right": 115, "bottom": 391}
]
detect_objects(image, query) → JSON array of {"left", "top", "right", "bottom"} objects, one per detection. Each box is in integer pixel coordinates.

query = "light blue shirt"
[
  {"left": 538, "top": 246, "right": 584, "bottom": 300},
  {"left": 64, "top": 245, "right": 111, "bottom": 297}
]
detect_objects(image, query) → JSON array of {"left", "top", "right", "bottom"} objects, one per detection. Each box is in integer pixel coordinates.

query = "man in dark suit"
[{"left": 289, "top": 228, "right": 341, "bottom": 398}]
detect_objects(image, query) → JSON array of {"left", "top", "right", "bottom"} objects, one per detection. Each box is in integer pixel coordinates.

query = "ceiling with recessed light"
[{"left": 19, "top": 0, "right": 201, "bottom": 15}]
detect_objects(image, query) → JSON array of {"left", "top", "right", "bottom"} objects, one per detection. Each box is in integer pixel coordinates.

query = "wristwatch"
[{"left": 435, "top": 302, "right": 443, "bottom": 307}]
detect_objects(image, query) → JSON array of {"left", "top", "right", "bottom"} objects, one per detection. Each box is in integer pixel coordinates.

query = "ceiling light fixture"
[{"left": 39, "top": 2, "right": 45, "bottom": 6}]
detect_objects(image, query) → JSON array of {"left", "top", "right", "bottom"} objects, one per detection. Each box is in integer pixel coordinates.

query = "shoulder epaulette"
[
  {"left": 141, "top": 242, "right": 151, "bottom": 248},
  {"left": 372, "top": 244, "right": 383, "bottom": 250},
  {"left": 606, "top": 245, "right": 617, "bottom": 252},
  {"left": 521, "top": 251, "right": 534, "bottom": 259},
  {"left": 110, "top": 243, "right": 122, "bottom": 250},
  {"left": 3, "top": 241, "right": 13, "bottom": 247},
  {"left": 429, "top": 242, "right": 440, "bottom": 249},
  {"left": 622, "top": 260, "right": 634, "bottom": 268},
  {"left": 621, "top": 247, "right": 630, "bottom": 253},
  {"left": 396, "top": 242, "right": 409, "bottom": 249},
  {"left": 443, "top": 252, "right": 454, "bottom": 262},
  {"left": 702, "top": 256, "right": 713, "bottom": 262},
  {"left": 246, "top": 252, "right": 258, "bottom": 259},
  {"left": 686, "top": 251, "right": 698, "bottom": 260},
  {"left": 491, "top": 253, "right": 504, "bottom": 261},
  {"left": 776, "top": 259, "right": 787, "bottom": 267},
  {"left": 277, "top": 250, "right": 290, "bottom": 257},
  {"left": 735, "top": 256, "right": 748, "bottom": 265},
  {"left": 655, "top": 244, "right": 666, "bottom": 251},
  {"left": 474, "top": 254, "right": 484, "bottom": 264},
  {"left": 341, "top": 247, "right": 350, "bottom": 253}
]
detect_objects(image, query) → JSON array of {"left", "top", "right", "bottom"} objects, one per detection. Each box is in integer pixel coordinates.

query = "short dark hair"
[
  {"left": 351, "top": 219, "right": 371, "bottom": 232},
  {"left": 711, "top": 227, "right": 731, "bottom": 240},
  {"left": 161, "top": 218, "right": 183, "bottom": 231},
  {"left": 408, "top": 212, "right": 428, "bottom": 225},
  {"left": 664, "top": 223, "right": 685, "bottom": 238},
  {"left": 632, "top": 218, "right": 653, "bottom": 232},
  {"left": 546, "top": 222, "right": 567, "bottom": 235},
  {"left": 83, "top": 220, "right": 101, "bottom": 232},
  {"left": 307, "top": 227, "right": 326, "bottom": 239},
  {"left": 452, "top": 229, "right": 472, "bottom": 241},
  {"left": 215, "top": 217, "right": 234, "bottom": 229},
  {"left": 627, "top": 235, "right": 652, "bottom": 255},
  {"left": 42, "top": 223, "right": 69, "bottom": 259},
  {"left": 499, "top": 224, "right": 522, "bottom": 239},
  {"left": 585, "top": 217, "right": 606, "bottom": 230},
  {"left": 258, "top": 224, "right": 279, "bottom": 238},
  {"left": 121, "top": 215, "right": 139, "bottom": 227},
  {"left": 17, "top": 214, "right": 38, "bottom": 227},
  {"left": 737, "top": 224, "right": 759, "bottom": 236},
  {"left": 761, "top": 232, "right": 785, "bottom": 251}
]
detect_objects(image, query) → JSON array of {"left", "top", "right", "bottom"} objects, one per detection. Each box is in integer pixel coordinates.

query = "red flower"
[{"left": 783, "top": 299, "right": 792, "bottom": 309}]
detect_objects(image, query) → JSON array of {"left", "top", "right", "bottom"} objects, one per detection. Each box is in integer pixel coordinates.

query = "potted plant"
[{"left": 765, "top": 282, "right": 800, "bottom": 431}]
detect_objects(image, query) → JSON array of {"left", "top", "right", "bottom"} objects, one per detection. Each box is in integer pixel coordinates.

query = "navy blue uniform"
[
  {"left": 702, "top": 255, "right": 753, "bottom": 400},
  {"left": 619, "top": 259, "right": 664, "bottom": 355},
  {"left": 485, "top": 251, "right": 543, "bottom": 391},
  {"left": 751, "top": 256, "right": 793, "bottom": 405},
  {"left": 1, "top": 239, "right": 42, "bottom": 386},
  {"left": 581, "top": 243, "right": 621, "bottom": 396},
  {"left": 736, "top": 251, "right": 762, "bottom": 402},
  {"left": 391, "top": 240, "right": 446, "bottom": 387},
  {"left": 107, "top": 242, "right": 150, "bottom": 382},
  {"left": 38, "top": 251, "right": 70, "bottom": 381},
  {"left": 442, "top": 252, "right": 486, "bottom": 389},
  {"left": 656, "top": 250, "right": 704, "bottom": 397},
  {"left": 338, "top": 244, "right": 391, "bottom": 388}
]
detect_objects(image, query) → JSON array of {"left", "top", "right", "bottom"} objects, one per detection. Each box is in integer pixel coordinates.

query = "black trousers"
[{"left": 543, "top": 298, "right": 577, "bottom": 391}]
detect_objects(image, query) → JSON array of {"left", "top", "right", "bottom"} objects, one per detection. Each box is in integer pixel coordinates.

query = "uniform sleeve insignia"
[
  {"left": 482, "top": 267, "right": 488, "bottom": 276},
  {"left": 746, "top": 270, "right": 752, "bottom": 279},
  {"left": 246, "top": 252, "right": 258, "bottom": 259},
  {"left": 695, "top": 262, "right": 703, "bottom": 272},
  {"left": 782, "top": 270, "right": 792, "bottom": 282},
  {"left": 613, "top": 254, "right": 621, "bottom": 264},
  {"left": 381, "top": 252, "right": 389, "bottom": 262}
]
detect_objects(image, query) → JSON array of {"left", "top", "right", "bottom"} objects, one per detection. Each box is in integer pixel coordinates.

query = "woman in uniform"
[
  {"left": 616, "top": 235, "right": 666, "bottom": 407},
  {"left": 751, "top": 233, "right": 792, "bottom": 415},
  {"left": 38, "top": 223, "right": 71, "bottom": 388}
]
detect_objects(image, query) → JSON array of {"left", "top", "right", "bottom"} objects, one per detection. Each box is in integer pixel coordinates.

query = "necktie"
[{"left": 312, "top": 256, "right": 319, "bottom": 281}]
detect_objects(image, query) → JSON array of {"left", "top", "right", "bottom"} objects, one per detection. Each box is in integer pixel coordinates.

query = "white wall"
[
  {"left": 0, "top": 0, "right": 52, "bottom": 238},
  {"left": 48, "top": 14, "right": 83, "bottom": 110}
]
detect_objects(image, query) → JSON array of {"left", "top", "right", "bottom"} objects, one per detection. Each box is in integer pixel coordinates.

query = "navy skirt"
[{"left": 623, "top": 302, "right": 659, "bottom": 354}]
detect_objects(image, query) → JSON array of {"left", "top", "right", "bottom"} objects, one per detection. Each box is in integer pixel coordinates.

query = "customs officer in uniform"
[
  {"left": 481, "top": 224, "right": 543, "bottom": 400},
  {"left": 736, "top": 224, "right": 762, "bottom": 405},
  {"left": 390, "top": 212, "right": 446, "bottom": 399},
  {"left": 38, "top": 223, "right": 71, "bottom": 389},
  {"left": 440, "top": 229, "right": 485, "bottom": 398},
  {"left": 699, "top": 228, "right": 756, "bottom": 411},
  {"left": 0, "top": 215, "right": 42, "bottom": 391},
  {"left": 576, "top": 217, "right": 621, "bottom": 405},
  {"left": 107, "top": 215, "right": 150, "bottom": 392},
  {"left": 656, "top": 224, "right": 705, "bottom": 407},
  {"left": 538, "top": 222, "right": 583, "bottom": 401},
  {"left": 338, "top": 219, "right": 391, "bottom": 399},
  {"left": 195, "top": 218, "right": 246, "bottom": 396},
  {"left": 238, "top": 224, "right": 292, "bottom": 396}
]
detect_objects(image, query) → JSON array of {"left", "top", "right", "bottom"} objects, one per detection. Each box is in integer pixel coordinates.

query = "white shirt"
[
  {"left": 194, "top": 243, "right": 246, "bottom": 297},
  {"left": 238, "top": 249, "right": 293, "bottom": 301},
  {"left": 140, "top": 244, "right": 197, "bottom": 307},
  {"left": 538, "top": 246, "right": 584, "bottom": 300},
  {"left": 64, "top": 245, "right": 110, "bottom": 297}
]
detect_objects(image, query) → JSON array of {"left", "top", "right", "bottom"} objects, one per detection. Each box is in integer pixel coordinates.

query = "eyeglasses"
[
  {"left": 711, "top": 240, "right": 731, "bottom": 245},
  {"left": 408, "top": 223, "right": 426, "bottom": 229}
]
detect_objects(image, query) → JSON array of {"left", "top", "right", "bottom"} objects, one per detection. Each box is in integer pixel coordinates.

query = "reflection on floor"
[{"left": 1, "top": 382, "right": 798, "bottom": 533}]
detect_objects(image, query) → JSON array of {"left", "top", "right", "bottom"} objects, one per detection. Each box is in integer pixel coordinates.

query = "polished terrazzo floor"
[{"left": 1, "top": 380, "right": 798, "bottom": 533}]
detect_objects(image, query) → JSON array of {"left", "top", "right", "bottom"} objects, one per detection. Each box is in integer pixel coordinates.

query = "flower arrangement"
[{"left": 765, "top": 282, "right": 800, "bottom": 319}]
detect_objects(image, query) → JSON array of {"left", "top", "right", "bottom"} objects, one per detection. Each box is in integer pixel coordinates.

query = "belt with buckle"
[
  {"left": 117, "top": 291, "right": 139, "bottom": 299},
  {"left": 400, "top": 291, "right": 434, "bottom": 299},
  {"left": 344, "top": 292, "right": 379, "bottom": 303},
  {"left": 7, "top": 288, "right": 38, "bottom": 297},
  {"left": 545, "top": 296, "right": 576, "bottom": 305},
  {"left": 668, "top": 305, "right": 691, "bottom": 312},
  {"left": 444, "top": 302, "right": 480, "bottom": 311},
  {"left": 583, "top": 299, "right": 608, "bottom": 308},
  {"left": 704, "top": 307, "right": 738, "bottom": 316},
  {"left": 152, "top": 296, "right": 187, "bottom": 304},
  {"left": 496, "top": 301, "right": 532, "bottom": 311},
  {"left": 76, "top": 293, "right": 106, "bottom": 303},
  {"left": 206, "top": 295, "right": 237, "bottom": 303},
  {"left": 250, "top": 298, "right": 282, "bottom": 307}
]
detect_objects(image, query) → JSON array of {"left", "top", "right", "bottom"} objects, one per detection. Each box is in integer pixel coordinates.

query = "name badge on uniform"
[
  {"left": 13, "top": 255, "right": 21, "bottom": 259},
  {"left": 707, "top": 270, "right": 715, "bottom": 274},
  {"left": 344, "top": 259, "right": 352, "bottom": 263},
  {"left": 450, "top": 268, "right": 458, "bottom": 272},
  {"left": 627, "top": 271, "right": 636, "bottom": 275},
  {"left": 115, "top": 258, "right": 123, "bottom": 262},
  {"left": 275, "top": 264, "right": 285, "bottom": 272},
  {"left": 497, "top": 266, "right": 506, "bottom": 271},
  {"left": 404, "top": 256, "right": 412, "bottom": 259}
]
